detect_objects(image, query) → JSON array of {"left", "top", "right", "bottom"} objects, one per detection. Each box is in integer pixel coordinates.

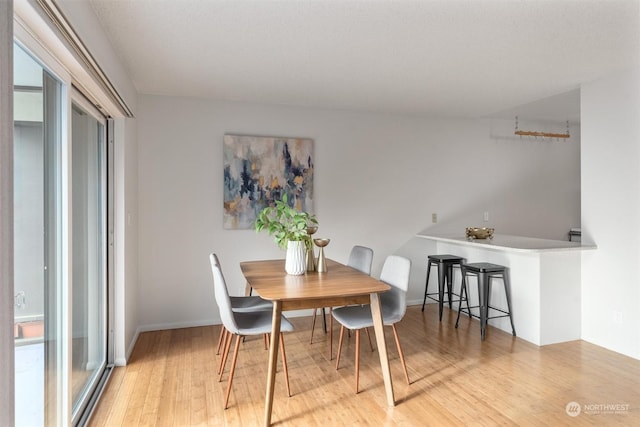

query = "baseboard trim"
[
  {"left": 135, "top": 309, "right": 319, "bottom": 335},
  {"left": 136, "top": 318, "right": 218, "bottom": 334},
  {"left": 126, "top": 304, "right": 428, "bottom": 357}
]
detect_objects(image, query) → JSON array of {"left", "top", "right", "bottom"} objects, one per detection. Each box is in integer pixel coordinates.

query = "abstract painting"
[{"left": 223, "top": 134, "right": 314, "bottom": 229}]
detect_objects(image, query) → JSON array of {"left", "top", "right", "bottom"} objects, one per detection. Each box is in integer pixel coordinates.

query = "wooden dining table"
[{"left": 240, "top": 258, "right": 396, "bottom": 426}]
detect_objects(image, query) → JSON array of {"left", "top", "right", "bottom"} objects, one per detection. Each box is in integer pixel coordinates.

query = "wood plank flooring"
[{"left": 89, "top": 304, "right": 640, "bottom": 426}]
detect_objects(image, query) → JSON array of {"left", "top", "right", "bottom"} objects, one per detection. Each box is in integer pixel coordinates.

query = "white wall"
[
  {"left": 581, "top": 68, "right": 640, "bottom": 360},
  {"left": 136, "top": 95, "right": 580, "bottom": 330}
]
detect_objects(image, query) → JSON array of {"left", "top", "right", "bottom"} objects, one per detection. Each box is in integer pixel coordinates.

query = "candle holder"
[
  {"left": 314, "top": 238, "right": 330, "bottom": 273},
  {"left": 306, "top": 225, "right": 318, "bottom": 271}
]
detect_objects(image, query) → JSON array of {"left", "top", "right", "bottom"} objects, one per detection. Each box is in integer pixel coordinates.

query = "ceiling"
[{"left": 86, "top": 0, "right": 640, "bottom": 120}]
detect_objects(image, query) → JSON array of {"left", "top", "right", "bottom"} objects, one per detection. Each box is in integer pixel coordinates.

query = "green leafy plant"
[{"left": 254, "top": 194, "right": 318, "bottom": 250}]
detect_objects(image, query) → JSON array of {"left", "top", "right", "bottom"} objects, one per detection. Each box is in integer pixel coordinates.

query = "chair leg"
[
  {"left": 216, "top": 326, "right": 226, "bottom": 355},
  {"left": 328, "top": 308, "right": 333, "bottom": 360},
  {"left": 364, "top": 327, "right": 374, "bottom": 352},
  {"left": 223, "top": 335, "right": 242, "bottom": 409},
  {"left": 446, "top": 264, "right": 454, "bottom": 308},
  {"left": 480, "top": 273, "right": 490, "bottom": 341},
  {"left": 218, "top": 330, "right": 233, "bottom": 380},
  {"left": 263, "top": 333, "right": 268, "bottom": 350},
  {"left": 437, "top": 262, "right": 446, "bottom": 321},
  {"left": 464, "top": 271, "right": 472, "bottom": 318},
  {"left": 218, "top": 329, "right": 230, "bottom": 377},
  {"left": 279, "top": 332, "right": 291, "bottom": 397},
  {"left": 310, "top": 308, "right": 318, "bottom": 344},
  {"left": 335, "top": 326, "right": 345, "bottom": 370},
  {"left": 455, "top": 270, "right": 468, "bottom": 329},
  {"left": 422, "top": 260, "right": 432, "bottom": 311},
  {"left": 355, "top": 329, "right": 360, "bottom": 394},
  {"left": 392, "top": 324, "right": 410, "bottom": 385},
  {"left": 321, "top": 307, "right": 327, "bottom": 333}
]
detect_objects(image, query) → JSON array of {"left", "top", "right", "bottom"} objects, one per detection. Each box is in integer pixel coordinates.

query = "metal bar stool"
[
  {"left": 421, "top": 254, "right": 469, "bottom": 321},
  {"left": 455, "top": 262, "right": 516, "bottom": 340}
]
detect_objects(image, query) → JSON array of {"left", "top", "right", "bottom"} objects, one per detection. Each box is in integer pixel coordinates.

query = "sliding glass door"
[
  {"left": 70, "top": 98, "right": 107, "bottom": 422},
  {"left": 14, "top": 41, "right": 110, "bottom": 426},
  {"left": 14, "top": 42, "right": 63, "bottom": 427}
]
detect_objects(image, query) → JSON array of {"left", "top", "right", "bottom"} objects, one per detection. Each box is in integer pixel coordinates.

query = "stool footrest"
[
  {"left": 458, "top": 305, "right": 511, "bottom": 319},
  {"left": 424, "top": 292, "right": 464, "bottom": 306}
]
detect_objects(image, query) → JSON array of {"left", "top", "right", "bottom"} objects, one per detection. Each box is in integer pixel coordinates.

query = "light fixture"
[{"left": 514, "top": 116, "right": 570, "bottom": 140}]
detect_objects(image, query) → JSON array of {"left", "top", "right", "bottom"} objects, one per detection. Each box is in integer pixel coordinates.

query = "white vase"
[{"left": 285, "top": 240, "right": 307, "bottom": 275}]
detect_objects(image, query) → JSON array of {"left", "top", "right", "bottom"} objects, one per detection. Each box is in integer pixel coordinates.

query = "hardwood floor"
[{"left": 89, "top": 305, "right": 640, "bottom": 426}]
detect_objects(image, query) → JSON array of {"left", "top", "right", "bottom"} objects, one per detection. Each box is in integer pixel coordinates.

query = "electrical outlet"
[
  {"left": 432, "top": 213, "right": 437, "bottom": 223},
  {"left": 483, "top": 211, "right": 489, "bottom": 222}
]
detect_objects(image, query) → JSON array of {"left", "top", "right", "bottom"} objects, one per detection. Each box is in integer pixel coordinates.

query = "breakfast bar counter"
[
  {"left": 419, "top": 233, "right": 596, "bottom": 253},
  {"left": 417, "top": 232, "right": 596, "bottom": 345}
]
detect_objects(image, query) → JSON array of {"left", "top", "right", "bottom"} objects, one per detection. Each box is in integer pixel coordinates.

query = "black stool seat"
[
  {"left": 462, "top": 262, "right": 507, "bottom": 274},
  {"left": 422, "top": 254, "right": 468, "bottom": 321},
  {"left": 456, "top": 262, "right": 516, "bottom": 340},
  {"left": 429, "top": 254, "right": 464, "bottom": 262}
]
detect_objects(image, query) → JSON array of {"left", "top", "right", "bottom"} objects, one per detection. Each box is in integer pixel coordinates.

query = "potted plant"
[{"left": 254, "top": 194, "right": 318, "bottom": 275}]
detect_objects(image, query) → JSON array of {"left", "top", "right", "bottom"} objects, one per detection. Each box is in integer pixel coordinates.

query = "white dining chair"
[
  {"left": 309, "top": 245, "right": 374, "bottom": 359},
  {"left": 210, "top": 253, "right": 294, "bottom": 408},
  {"left": 332, "top": 255, "right": 411, "bottom": 393},
  {"left": 214, "top": 255, "right": 273, "bottom": 357}
]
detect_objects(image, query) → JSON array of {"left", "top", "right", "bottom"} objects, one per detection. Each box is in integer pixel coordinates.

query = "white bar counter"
[{"left": 417, "top": 232, "right": 596, "bottom": 346}]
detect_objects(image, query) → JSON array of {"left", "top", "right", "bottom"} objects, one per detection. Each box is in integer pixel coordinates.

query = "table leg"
[
  {"left": 264, "top": 300, "right": 282, "bottom": 426},
  {"left": 370, "top": 292, "right": 395, "bottom": 407}
]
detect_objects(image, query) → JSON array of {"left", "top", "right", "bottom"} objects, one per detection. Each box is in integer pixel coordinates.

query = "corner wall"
[
  {"left": 136, "top": 95, "right": 580, "bottom": 330},
  {"left": 581, "top": 68, "right": 640, "bottom": 360}
]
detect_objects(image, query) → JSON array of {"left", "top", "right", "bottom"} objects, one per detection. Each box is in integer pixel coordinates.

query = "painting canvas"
[{"left": 223, "top": 134, "right": 314, "bottom": 229}]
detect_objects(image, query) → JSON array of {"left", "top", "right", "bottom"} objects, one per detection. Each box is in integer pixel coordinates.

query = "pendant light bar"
[{"left": 514, "top": 116, "right": 570, "bottom": 139}]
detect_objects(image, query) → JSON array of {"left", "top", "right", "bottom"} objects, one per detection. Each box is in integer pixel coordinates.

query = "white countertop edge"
[{"left": 416, "top": 233, "right": 597, "bottom": 253}]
